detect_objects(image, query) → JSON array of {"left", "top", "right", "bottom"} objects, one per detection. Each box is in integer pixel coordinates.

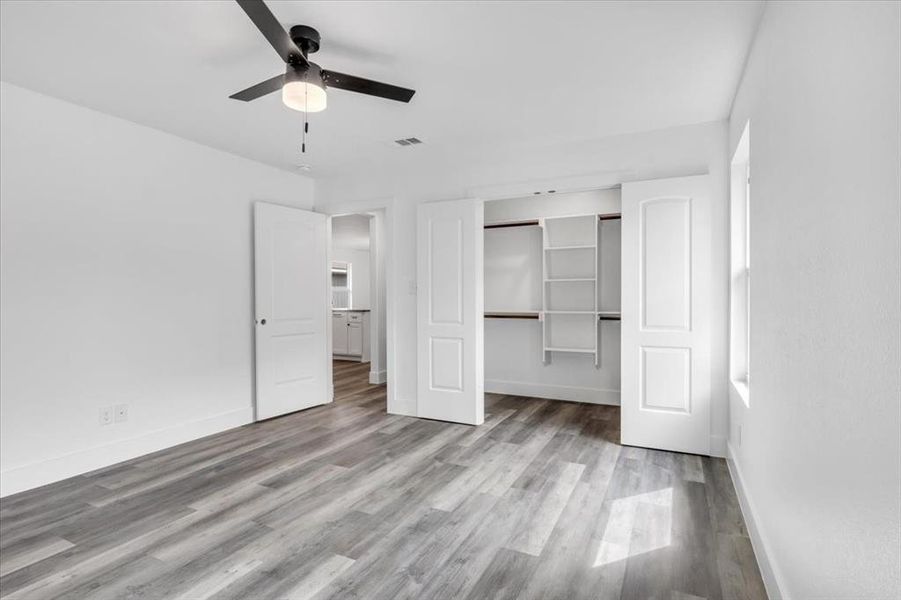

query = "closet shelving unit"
[
  {"left": 542, "top": 215, "right": 600, "bottom": 365},
  {"left": 484, "top": 212, "right": 622, "bottom": 365}
]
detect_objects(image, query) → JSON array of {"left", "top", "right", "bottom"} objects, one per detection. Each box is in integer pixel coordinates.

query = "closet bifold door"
[
  {"left": 416, "top": 198, "right": 485, "bottom": 426},
  {"left": 621, "top": 175, "right": 712, "bottom": 455}
]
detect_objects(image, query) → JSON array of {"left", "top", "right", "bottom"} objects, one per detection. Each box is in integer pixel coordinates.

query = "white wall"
[
  {"left": 0, "top": 82, "right": 314, "bottom": 496},
  {"left": 484, "top": 190, "right": 622, "bottom": 404},
  {"left": 726, "top": 2, "right": 901, "bottom": 598},
  {"left": 316, "top": 120, "right": 731, "bottom": 453}
]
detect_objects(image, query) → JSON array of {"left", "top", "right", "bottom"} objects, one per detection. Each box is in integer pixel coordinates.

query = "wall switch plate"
[
  {"left": 99, "top": 406, "right": 113, "bottom": 426},
  {"left": 114, "top": 404, "right": 128, "bottom": 423}
]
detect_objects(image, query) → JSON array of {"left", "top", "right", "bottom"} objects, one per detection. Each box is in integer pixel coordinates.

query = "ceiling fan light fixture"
[
  {"left": 282, "top": 64, "right": 327, "bottom": 113},
  {"left": 282, "top": 81, "right": 327, "bottom": 112}
]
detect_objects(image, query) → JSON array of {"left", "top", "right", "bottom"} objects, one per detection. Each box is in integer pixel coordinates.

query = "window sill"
[{"left": 731, "top": 378, "right": 750, "bottom": 407}]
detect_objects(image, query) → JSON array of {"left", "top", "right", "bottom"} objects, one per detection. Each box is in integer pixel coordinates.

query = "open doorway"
[
  {"left": 329, "top": 213, "right": 388, "bottom": 405},
  {"left": 481, "top": 189, "right": 622, "bottom": 423}
]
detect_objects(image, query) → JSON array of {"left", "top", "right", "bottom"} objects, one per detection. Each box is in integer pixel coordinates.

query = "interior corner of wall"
[{"left": 709, "top": 434, "right": 728, "bottom": 458}]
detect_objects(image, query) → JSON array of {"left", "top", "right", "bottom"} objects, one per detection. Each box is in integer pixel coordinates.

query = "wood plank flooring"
[{"left": 0, "top": 360, "right": 766, "bottom": 599}]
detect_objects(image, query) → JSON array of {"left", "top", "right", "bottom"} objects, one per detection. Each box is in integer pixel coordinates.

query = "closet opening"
[
  {"left": 483, "top": 188, "right": 623, "bottom": 430},
  {"left": 329, "top": 212, "right": 388, "bottom": 406}
]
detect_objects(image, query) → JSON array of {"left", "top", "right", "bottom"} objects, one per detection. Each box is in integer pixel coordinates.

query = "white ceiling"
[
  {"left": 331, "top": 214, "right": 370, "bottom": 250},
  {"left": 0, "top": 1, "right": 763, "bottom": 181}
]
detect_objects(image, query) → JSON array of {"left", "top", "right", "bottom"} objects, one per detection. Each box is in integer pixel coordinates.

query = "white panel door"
[
  {"left": 621, "top": 175, "right": 711, "bottom": 454},
  {"left": 254, "top": 202, "right": 330, "bottom": 420},
  {"left": 417, "top": 198, "right": 484, "bottom": 425}
]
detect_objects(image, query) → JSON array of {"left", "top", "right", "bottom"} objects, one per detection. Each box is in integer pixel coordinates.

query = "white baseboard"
[
  {"left": 0, "top": 407, "right": 253, "bottom": 498},
  {"left": 485, "top": 379, "right": 620, "bottom": 405},
  {"left": 726, "top": 442, "right": 787, "bottom": 600},
  {"left": 369, "top": 369, "right": 387, "bottom": 385},
  {"left": 333, "top": 354, "right": 364, "bottom": 362}
]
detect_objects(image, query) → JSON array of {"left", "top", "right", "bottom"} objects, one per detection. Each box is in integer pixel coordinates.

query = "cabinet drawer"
[{"left": 348, "top": 312, "right": 363, "bottom": 322}]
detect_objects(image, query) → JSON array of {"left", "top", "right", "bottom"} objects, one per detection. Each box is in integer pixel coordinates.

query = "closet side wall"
[{"left": 484, "top": 189, "right": 621, "bottom": 404}]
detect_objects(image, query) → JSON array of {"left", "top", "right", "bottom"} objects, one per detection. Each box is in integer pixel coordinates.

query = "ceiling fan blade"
[
  {"left": 235, "top": 0, "right": 307, "bottom": 66},
  {"left": 229, "top": 73, "right": 284, "bottom": 101},
  {"left": 322, "top": 70, "right": 415, "bottom": 103}
]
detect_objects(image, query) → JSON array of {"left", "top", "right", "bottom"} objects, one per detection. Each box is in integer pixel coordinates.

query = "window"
[
  {"left": 730, "top": 122, "right": 751, "bottom": 405},
  {"left": 331, "top": 262, "right": 352, "bottom": 309}
]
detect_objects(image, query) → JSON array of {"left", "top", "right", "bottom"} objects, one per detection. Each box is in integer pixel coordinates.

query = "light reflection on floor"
[{"left": 594, "top": 487, "right": 673, "bottom": 567}]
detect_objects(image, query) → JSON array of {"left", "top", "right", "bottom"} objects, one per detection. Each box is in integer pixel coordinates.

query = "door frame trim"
[{"left": 316, "top": 197, "right": 396, "bottom": 412}]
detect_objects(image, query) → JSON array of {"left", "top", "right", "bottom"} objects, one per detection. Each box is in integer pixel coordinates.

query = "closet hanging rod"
[
  {"left": 598, "top": 213, "right": 622, "bottom": 221},
  {"left": 485, "top": 311, "right": 540, "bottom": 319},
  {"left": 484, "top": 219, "right": 540, "bottom": 230}
]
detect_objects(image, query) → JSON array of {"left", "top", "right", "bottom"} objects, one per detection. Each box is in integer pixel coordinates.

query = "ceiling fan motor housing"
[
  {"left": 289, "top": 25, "right": 320, "bottom": 57},
  {"left": 285, "top": 62, "right": 324, "bottom": 88}
]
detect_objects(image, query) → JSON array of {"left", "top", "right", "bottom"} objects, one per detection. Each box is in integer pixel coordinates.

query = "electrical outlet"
[
  {"left": 99, "top": 406, "right": 113, "bottom": 426},
  {"left": 114, "top": 404, "right": 128, "bottom": 423}
]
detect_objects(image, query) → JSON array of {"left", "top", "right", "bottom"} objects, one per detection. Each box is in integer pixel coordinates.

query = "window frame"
[{"left": 730, "top": 122, "right": 751, "bottom": 405}]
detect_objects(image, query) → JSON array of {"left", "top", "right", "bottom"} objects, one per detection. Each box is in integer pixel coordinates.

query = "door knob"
[{"left": 259, "top": 318, "right": 267, "bottom": 325}]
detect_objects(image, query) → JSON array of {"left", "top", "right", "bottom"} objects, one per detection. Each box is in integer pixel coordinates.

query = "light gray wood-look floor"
[{"left": 0, "top": 360, "right": 766, "bottom": 599}]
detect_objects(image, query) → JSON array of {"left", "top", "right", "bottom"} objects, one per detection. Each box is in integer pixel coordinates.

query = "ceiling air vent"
[{"left": 395, "top": 137, "right": 423, "bottom": 146}]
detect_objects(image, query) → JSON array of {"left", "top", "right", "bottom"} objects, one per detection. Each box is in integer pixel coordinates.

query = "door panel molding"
[
  {"left": 428, "top": 218, "right": 464, "bottom": 325},
  {"left": 639, "top": 196, "right": 692, "bottom": 332},
  {"left": 640, "top": 346, "right": 692, "bottom": 414}
]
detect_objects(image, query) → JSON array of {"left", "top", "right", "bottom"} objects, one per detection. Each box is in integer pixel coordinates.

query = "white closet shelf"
[
  {"left": 544, "top": 278, "right": 595, "bottom": 283},
  {"left": 545, "top": 347, "right": 597, "bottom": 353},
  {"left": 545, "top": 244, "right": 596, "bottom": 251}
]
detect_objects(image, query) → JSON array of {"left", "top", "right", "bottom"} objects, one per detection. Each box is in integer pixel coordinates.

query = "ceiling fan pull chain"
[
  {"left": 301, "top": 85, "right": 308, "bottom": 153},
  {"left": 302, "top": 119, "right": 309, "bottom": 152}
]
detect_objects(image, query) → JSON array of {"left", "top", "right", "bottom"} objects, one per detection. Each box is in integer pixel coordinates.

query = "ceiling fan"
[{"left": 229, "top": 0, "right": 416, "bottom": 113}]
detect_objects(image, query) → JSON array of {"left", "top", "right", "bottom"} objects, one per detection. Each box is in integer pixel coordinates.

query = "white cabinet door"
[
  {"left": 347, "top": 322, "right": 363, "bottom": 356},
  {"left": 417, "top": 198, "right": 484, "bottom": 425},
  {"left": 332, "top": 312, "right": 347, "bottom": 354},
  {"left": 254, "top": 202, "right": 329, "bottom": 420},
  {"left": 621, "top": 175, "right": 712, "bottom": 455}
]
